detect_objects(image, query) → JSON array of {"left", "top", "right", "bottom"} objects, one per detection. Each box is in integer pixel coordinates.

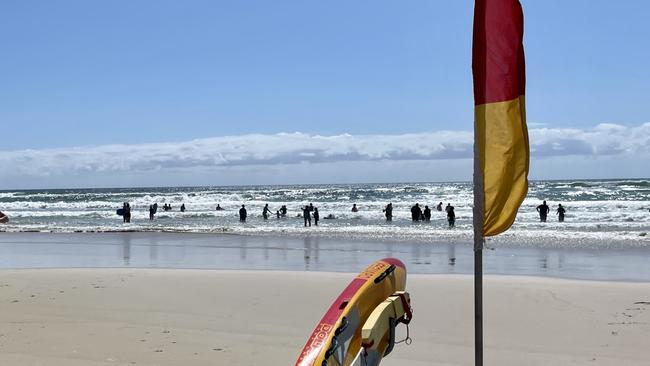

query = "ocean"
[{"left": 1, "top": 179, "right": 649, "bottom": 248}]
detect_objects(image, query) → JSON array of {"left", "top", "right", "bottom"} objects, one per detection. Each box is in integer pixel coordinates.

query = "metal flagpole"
[{"left": 473, "top": 120, "right": 484, "bottom": 366}]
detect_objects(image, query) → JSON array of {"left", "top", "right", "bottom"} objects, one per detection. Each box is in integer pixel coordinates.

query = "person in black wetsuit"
[
  {"left": 447, "top": 204, "right": 455, "bottom": 228},
  {"left": 383, "top": 203, "right": 393, "bottom": 221},
  {"left": 262, "top": 204, "right": 272, "bottom": 220},
  {"left": 423, "top": 205, "right": 431, "bottom": 221},
  {"left": 280, "top": 205, "right": 287, "bottom": 217},
  {"left": 180, "top": 203, "right": 186, "bottom": 212},
  {"left": 436, "top": 202, "right": 443, "bottom": 211},
  {"left": 123, "top": 202, "right": 131, "bottom": 223},
  {"left": 411, "top": 203, "right": 422, "bottom": 222},
  {"left": 303, "top": 205, "right": 312, "bottom": 227},
  {"left": 556, "top": 204, "right": 566, "bottom": 222},
  {"left": 149, "top": 205, "right": 155, "bottom": 220},
  {"left": 313, "top": 207, "right": 320, "bottom": 226},
  {"left": 537, "top": 200, "right": 550, "bottom": 222},
  {"left": 239, "top": 205, "right": 247, "bottom": 222}
]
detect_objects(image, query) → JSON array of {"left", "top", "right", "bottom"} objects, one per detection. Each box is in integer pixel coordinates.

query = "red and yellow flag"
[{"left": 472, "top": 0, "right": 529, "bottom": 237}]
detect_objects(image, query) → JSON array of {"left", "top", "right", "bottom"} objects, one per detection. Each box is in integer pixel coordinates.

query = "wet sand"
[
  {"left": 2, "top": 232, "right": 650, "bottom": 280},
  {"left": 1, "top": 269, "right": 649, "bottom": 365}
]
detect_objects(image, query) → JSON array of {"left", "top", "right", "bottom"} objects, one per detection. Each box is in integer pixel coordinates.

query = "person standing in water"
[
  {"left": 436, "top": 202, "right": 443, "bottom": 211},
  {"left": 383, "top": 203, "right": 393, "bottom": 221},
  {"left": 262, "top": 204, "right": 273, "bottom": 220},
  {"left": 313, "top": 207, "right": 320, "bottom": 226},
  {"left": 411, "top": 203, "right": 422, "bottom": 222},
  {"left": 123, "top": 202, "right": 131, "bottom": 223},
  {"left": 280, "top": 205, "right": 287, "bottom": 216},
  {"left": 447, "top": 204, "right": 456, "bottom": 228},
  {"left": 303, "top": 205, "right": 312, "bottom": 227},
  {"left": 239, "top": 205, "right": 247, "bottom": 222},
  {"left": 180, "top": 203, "right": 186, "bottom": 212},
  {"left": 556, "top": 204, "right": 566, "bottom": 222},
  {"left": 149, "top": 205, "right": 155, "bottom": 220},
  {"left": 423, "top": 205, "right": 431, "bottom": 221},
  {"left": 351, "top": 204, "right": 358, "bottom": 212},
  {"left": 537, "top": 200, "right": 550, "bottom": 222}
]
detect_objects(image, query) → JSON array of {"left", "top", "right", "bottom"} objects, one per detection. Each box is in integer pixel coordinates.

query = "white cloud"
[{"left": 0, "top": 123, "right": 648, "bottom": 188}]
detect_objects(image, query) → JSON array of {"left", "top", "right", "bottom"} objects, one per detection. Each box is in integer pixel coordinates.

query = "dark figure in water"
[
  {"left": 309, "top": 203, "right": 314, "bottom": 213},
  {"left": 423, "top": 205, "right": 431, "bottom": 221},
  {"left": 216, "top": 204, "right": 224, "bottom": 211},
  {"left": 436, "top": 202, "right": 443, "bottom": 211},
  {"left": 180, "top": 203, "right": 186, "bottom": 212},
  {"left": 351, "top": 204, "right": 358, "bottom": 212},
  {"left": 556, "top": 204, "right": 566, "bottom": 222},
  {"left": 537, "top": 200, "right": 550, "bottom": 222},
  {"left": 153, "top": 203, "right": 158, "bottom": 215},
  {"left": 303, "top": 206, "right": 312, "bottom": 227},
  {"left": 447, "top": 205, "right": 456, "bottom": 228},
  {"left": 239, "top": 205, "right": 247, "bottom": 222},
  {"left": 313, "top": 207, "right": 320, "bottom": 226},
  {"left": 411, "top": 203, "right": 422, "bottom": 222},
  {"left": 123, "top": 202, "right": 131, "bottom": 223},
  {"left": 383, "top": 203, "right": 393, "bottom": 221},
  {"left": 263, "top": 204, "right": 272, "bottom": 220},
  {"left": 276, "top": 210, "right": 280, "bottom": 219},
  {"left": 149, "top": 205, "right": 155, "bottom": 220},
  {"left": 280, "top": 205, "right": 287, "bottom": 216}
]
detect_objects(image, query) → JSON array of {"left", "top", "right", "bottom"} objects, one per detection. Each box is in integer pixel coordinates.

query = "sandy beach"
[{"left": 1, "top": 268, "right": 649, "bottom": 365}]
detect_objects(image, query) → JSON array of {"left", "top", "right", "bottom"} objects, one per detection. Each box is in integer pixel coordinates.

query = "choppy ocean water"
[{"left": 1, "top": 180, "right": 649, "bottom": 248}]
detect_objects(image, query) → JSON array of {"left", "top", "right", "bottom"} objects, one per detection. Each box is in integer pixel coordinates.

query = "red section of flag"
[{"left": 472, "top": 0, "right": 526, "bottom": 105}]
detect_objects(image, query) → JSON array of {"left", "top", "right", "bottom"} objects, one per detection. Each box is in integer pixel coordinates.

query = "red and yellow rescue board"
[{"left": 295, "top": 258, "right": 407, "bottom": 366}]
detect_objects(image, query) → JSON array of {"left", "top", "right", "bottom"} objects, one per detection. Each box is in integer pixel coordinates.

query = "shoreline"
[
  {"left": 1, "top": 268, "right": 649, "bottom": 365},
  {"left": 2, "top": 231, "right": 650, "bottom": 281},
  {"left": 1, "top": 227, "right": 648, "bottom": 248}
]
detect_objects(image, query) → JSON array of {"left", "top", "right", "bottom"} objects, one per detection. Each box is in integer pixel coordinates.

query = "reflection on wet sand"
[{"left": 1, "top": 232, "right": 650, "bottom": 281}]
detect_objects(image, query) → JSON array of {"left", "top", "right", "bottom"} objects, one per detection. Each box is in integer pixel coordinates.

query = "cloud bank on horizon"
[{"left": 1, "top": 123, "right": 648, "bottom": 188}]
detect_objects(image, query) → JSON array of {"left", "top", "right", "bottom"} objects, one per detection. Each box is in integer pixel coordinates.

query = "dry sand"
[{"left": 1, "top": 269, "right": 649, "bottom": 365}]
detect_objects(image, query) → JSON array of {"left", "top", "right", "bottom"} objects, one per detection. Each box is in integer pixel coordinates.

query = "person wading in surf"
[
  {"left": 239, "top": 205, "right": 247, "bottom": 222},
  {"left": 537, "top": 200, "right": 550, "bottom": 222},
  {"left": 556, "top": 204, "right": 566, "bottom": 222}
]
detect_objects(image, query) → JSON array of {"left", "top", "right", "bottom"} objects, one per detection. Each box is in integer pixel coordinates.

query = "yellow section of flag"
[{"left": 475, "top": 96, "right": 529, "bottom": 236}]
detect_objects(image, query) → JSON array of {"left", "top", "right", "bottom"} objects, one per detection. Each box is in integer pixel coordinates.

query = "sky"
[{"left": 1, "top": 0, "right": 649, "bottom": 188}]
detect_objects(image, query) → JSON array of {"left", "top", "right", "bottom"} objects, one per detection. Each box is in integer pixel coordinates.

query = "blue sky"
[{"left": 1, "top": 1, "right": 649, "bottom": 188}]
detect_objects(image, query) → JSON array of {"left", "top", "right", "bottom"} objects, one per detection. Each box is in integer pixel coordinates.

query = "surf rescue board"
[{"left": 295, "top": 258, "right": 409, "bottom": 366}]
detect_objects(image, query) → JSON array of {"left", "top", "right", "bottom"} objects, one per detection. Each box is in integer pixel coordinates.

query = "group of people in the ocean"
[
  {"left": 301, "top": 204, "right": 319, "bottom": 226},
  {"left": 536, "top": 200, "right": 567, "bottom": 222},
  {"left": 118, "top": 200, "right": 567, "bottom": 227},
  {"left": 235, "top": 202, "right": 456, "bottom": 228},
  {"left": 405, "top": 202, "right": 455, "bottom": 227},
  {"left": 238, "top": 204, "right": 289, "bottom": 223},
  {"left": 130, "top": 202, "right": 188, "bottom": 221}
]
